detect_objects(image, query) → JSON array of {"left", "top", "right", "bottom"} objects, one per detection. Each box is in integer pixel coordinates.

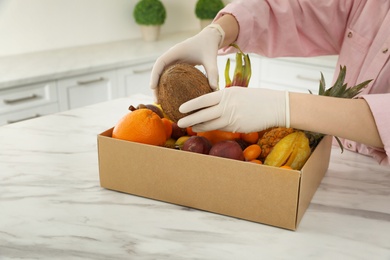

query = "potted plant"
[
  {"left": 195, "top": 0, "right": 225, "bottom": 29},
  {"left": 133, "top": 0, "right": 166, "bottom": 42}
]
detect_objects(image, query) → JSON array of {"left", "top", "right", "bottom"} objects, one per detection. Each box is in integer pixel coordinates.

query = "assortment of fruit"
[
  {"left": 113, "top": 102, "right": 312, "bottom": 170},
  {"left": 112, "top": 44, "right": 371, "bottom": 171}
]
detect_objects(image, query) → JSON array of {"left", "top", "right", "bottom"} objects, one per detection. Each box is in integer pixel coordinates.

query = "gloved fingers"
[
  {"left": 203, "top": 57, "right": 219, "bottom": 90},
  {"left": 179, "top": 90, "right": 223, "bottom": 114},
  {"left": 177, "top": 104, "right": 222, "bottom": 128},
  {"left": 191, "top": 117, "right": 229, "bottom": 133},
  {"left": 149, "top": 57, "right": 168, "bottom": 90},
  {"left": 152, "top": 88, "right": 159, "bottom": 103}
]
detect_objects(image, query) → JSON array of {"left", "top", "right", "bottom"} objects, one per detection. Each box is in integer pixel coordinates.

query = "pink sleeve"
[
  {"left": 361, "top": 94, "right": 390, "bottom": 165},
  {"left": 216, "top": 0, "right": 356, "bottom": 57}
]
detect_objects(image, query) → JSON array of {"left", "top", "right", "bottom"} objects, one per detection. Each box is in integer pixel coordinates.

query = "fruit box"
[{"left": 97, "top": 128, "right": 332, "bottom": 230}]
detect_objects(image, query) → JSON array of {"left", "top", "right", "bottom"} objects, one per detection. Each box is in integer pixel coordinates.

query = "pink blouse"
[{"left": 216, "top": 0, "right": 390, "bottom": 165}]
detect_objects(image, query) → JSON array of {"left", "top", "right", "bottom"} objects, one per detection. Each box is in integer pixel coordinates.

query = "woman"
[{"left": 150, "top": 0, "right": 390, "bottom": 165}]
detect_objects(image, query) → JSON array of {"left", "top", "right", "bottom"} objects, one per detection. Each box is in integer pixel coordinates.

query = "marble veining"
[{"left": 0, "top": 94, "right": 389, "bottom": 259}]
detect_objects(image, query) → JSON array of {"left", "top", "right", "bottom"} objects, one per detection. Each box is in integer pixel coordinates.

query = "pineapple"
[{"left": 258, "top": 127, "right": 295, "bottom": 160}]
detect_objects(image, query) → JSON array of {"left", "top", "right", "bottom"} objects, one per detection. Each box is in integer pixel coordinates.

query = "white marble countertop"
[{"left": 0, "top": 94, "right": 389, "bottom": 259}]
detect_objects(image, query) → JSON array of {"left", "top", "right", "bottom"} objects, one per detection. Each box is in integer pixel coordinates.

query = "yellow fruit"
[
  {"left": 175, "top": 135, "right": 191, "bottom": 149},
  {"left": 258, "top": 127, "right": 295, "bottom": 160},
  {"left": 164, "top": 138, "right": 176, "bottom": 149},
  {"left": 264, "top": 131, "right": 311, "bottom": 170}
]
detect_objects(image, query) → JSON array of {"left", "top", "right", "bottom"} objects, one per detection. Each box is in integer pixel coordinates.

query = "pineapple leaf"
[
  {"left": 334, "top": 136, "right": 344, "bottom": 153},
  {"left": 311, "top": 65, "right": 372, "bottom": 153},
  {"left": 319, "top": 72, "right": 326, "bottom": 95}
]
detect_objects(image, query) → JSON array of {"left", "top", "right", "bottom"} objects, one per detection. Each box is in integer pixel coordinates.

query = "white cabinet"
[
  {"left": 0, "top": 81, "right": 59, "bottom": 125},
  {"left": 57, "top": 70, "right": 118, "bottom": 111},
  {"left": 259, "top": 56, "right": 337, "bottom": 94},
  {"left": 217, "top": 54, "right": 337, "bottom": 94},
  {"left": 117, "top": 62, "right": 155, "bottom": 97}
]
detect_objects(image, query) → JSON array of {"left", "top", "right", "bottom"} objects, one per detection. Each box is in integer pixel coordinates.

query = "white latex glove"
[
  {"left": 177, "top": 87, "right": 290, "bottom": 133},
  {"left": 149, "top": 24, "right": 225, "bottom": 91}
]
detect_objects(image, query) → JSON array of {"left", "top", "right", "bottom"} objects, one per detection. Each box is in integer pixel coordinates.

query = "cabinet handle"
[
  {"left": 77, "top": 77, "right": 105, "bottom": 85},
  {"left": 3, "top": 94, "right": 40, "bottom": 104},
  {"left": 133, "top": 67, "right": 153, "bottom": 74},
  {"left": 7, "top": 114, "right": 40, "bottom": 124},
  {"left": 296, "top": 75, "right": 320, "bottom": 82}
]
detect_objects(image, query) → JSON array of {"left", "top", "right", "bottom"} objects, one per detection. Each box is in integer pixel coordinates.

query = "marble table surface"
[{"left": 0, "top": 94, "right": 389, "bottom": 260}]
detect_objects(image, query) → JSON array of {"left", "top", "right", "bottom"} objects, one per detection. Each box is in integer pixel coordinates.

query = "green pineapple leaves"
[
  {"left": 308, "top": 65, "right": 372, "bottom": 153},
  {"left": 310, "top": 66, "right": 372, "bottom": 98}
]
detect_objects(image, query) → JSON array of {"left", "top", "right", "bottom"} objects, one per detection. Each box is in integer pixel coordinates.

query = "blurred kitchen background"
[
  {"left": 0, "top": 0, "right": 231, "bottom": 56},
  {"left": 0, "top": 0, "right": 336, "bottom": 126}
]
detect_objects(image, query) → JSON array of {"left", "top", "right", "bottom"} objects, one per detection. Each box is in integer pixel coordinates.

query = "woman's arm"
[
  {"left": 214, "top": 14, "right": 239, "bottom": 48},
  {"left": 289, "top": 92, "right": 383, "bottom": 148}
]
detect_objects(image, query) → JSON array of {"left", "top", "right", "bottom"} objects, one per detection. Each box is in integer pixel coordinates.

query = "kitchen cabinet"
[
  {"left": 217, "top": 54, "right": 336, "bottom": 93},
  {"left": 259, "top": 57, "right": 337, "bottom": 94},
  {"left": 57, "top": 70, "right": 118, "bottom": 111},
  {"left": 116, "top": 61, "right": 155, "bottom": 97},
  {"left": 0, "top": 81, "right": 59, "bottom": 125}
]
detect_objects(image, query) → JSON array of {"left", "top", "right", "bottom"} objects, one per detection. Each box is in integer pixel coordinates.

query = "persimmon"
[
  {"left": 161, "top": 118, "right": 173, "bottom": 139},
  {"left": 241, "top": 132, "right": 259, "bottom": 144},
  {"left": 186, "top": 126, "right": 197, "bottom": 136},
  {"left": 243, "top": 144, "right": 262, "bottom": 161},
  {"left": 197, "top": 130, "right": 241, "bottom": 145},
  {"left": 249, "top": 159, "right": 263, "bottom": 164}
]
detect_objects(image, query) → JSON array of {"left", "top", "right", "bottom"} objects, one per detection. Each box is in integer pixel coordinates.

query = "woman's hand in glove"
[
  {"left": 177, "top": 87, "right": 290, "bottom": 133},
  {"left": 149, "top": 24, "right": 225, "bottom": 91}
]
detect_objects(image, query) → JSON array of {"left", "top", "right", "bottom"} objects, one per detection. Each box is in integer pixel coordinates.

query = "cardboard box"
[{"left": 98, "top": 128, "right": 332, "bottom": 230}]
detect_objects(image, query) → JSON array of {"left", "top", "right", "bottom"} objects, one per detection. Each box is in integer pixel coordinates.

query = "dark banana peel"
[{"left": 264, "top": 131, "right": 311, "bottom": 170}]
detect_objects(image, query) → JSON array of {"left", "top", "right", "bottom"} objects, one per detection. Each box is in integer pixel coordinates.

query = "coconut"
[{"left": 156, "top": 63, "right": 213, "bottom": 123}]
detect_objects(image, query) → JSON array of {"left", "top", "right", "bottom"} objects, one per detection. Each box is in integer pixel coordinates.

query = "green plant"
[
  {"left": 133, "top": 0, "right": 166, "bottom": 25},
  {"left": 195, "top": 0, "right": 224, "bottom": 20}
]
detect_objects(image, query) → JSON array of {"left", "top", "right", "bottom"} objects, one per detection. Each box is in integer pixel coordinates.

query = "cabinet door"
[
  {"left": 117, "top": 62, "right": 155, "bottom": 97},
  {"left": 259, "top": 57, "right": 336, "bottom": 94},
  {"left": 0, "top": 103, "right": 59, "bottom": 125},
  {"left": 0, "top": 81, "right": 58, "bottom": 115},
  {"left": 0, "top": 81, "right": 59, "bottom": 126},
  {"left": 57, "top": 70, "right": 118, "bottom": 111}
]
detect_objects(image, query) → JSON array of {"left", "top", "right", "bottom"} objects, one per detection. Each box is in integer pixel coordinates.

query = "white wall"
[{"left": 0, "top": 0, "right": 200, "bottom": 57}]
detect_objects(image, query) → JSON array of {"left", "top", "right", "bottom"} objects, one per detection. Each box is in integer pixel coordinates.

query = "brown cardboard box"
[{"left": 98, "top": 128, "right": 332, "bottom": 230}]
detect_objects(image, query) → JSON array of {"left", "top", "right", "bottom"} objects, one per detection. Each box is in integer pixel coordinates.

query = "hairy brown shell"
[{"left": 156, "top": 63, "right": 213, "bottom": 123}]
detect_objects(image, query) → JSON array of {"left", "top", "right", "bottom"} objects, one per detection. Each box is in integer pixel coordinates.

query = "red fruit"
[
  {"left": 209, "top": 140, "right": 244, "bottom": 161},
  {"left": 182, "top": 136, "right": 212, "bottom": 154},
  {"left": 171, "top": 122, "right": 187, "bottom": 139}
]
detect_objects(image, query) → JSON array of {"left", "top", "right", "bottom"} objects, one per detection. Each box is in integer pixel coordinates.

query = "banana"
[
  {"left": 164, "top": 138, "right": 176, "bottom": 149},
  {"left": 174, "top": 135, "right": 191, "bottom": 149},
  {"left": 264, "top": 131, "right": 311, "bottom": 170},
  {"left": 153, "top": 103, "right": 170, "bottom": 119}
]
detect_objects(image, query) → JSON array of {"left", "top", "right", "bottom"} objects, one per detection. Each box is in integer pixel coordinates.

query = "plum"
[
  {"left": 182, "top": 136, "right": 212, "bottom": 154},
  {"left": 209, "top": 140, "right": 245, "bottom": 161},
  {"left": 171, "top": 122, "right": 187, "bottom": 139}
]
